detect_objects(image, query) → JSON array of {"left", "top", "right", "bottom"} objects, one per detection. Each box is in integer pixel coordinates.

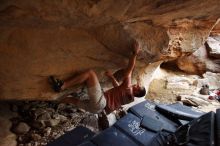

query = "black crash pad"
[
  {"left": 174, "top": 111, "right": 215, "bottom": 146},
  {"left": 216, "top": 109, "right": 220, "bottom": 146},
  {"left": 155, "top": 102, "right": 204, "bottom": 121}
]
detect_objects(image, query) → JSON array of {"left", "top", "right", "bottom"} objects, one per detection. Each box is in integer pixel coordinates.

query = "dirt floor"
[
  {"left": 147, "top": 68, "right": 198, "bottom": 104},
  {"left": 147, "top": 65, "right": 220, "bottom": 112}
]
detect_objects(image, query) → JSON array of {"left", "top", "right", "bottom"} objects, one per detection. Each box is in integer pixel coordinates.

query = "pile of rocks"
[{"left": 9, "top": 101, "right": 99, "bottom": 146}]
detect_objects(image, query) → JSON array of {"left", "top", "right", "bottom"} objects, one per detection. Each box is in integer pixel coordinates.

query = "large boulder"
[{"left": 206, "top": 36, "right": 220, "bottom": 58}]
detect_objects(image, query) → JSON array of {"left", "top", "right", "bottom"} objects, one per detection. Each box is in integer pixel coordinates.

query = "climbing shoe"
[{"left": 49, "top": 76, "right": 64, "bottom": 92}]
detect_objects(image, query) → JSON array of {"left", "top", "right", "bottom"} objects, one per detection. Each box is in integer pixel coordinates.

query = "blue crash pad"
[
  {"left": 114, "top": 113, "right": 156, "bottom": 146},
  {"left": 78, "top": 141, "right": 96, "bottom": 146},
  {"left": 47, "top": 100, "right": 219, "bottom": 146},
  {"left": 47, "top": 126, "right": 95, "bottom": 146},
  {"left": 128, "top": 100, "right": 178, "bottom": 132},
  {"left": 91, "top": 126, "right": 139, "bottom": 146}
]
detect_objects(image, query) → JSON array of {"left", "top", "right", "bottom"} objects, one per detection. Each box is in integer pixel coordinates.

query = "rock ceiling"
[{"left": 0, "top": 0, "right": 220, "bottom": 99}]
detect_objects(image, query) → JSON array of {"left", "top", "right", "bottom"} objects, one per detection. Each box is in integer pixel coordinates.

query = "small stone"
[
  {"left": 33, "top": 142, "right": 39, "bottom": 146},
  {"left": 54, "top": 133, "right": 62, "bottom": 139},
  {"left": 57, "top": 103, "right": 66, "bottom": 111},
  {"left": 65, "top": 125, "right": 75, "bottom": 131},
  {"left": 77, "top": 108, "right": 86, "bottom": 113},
  {"left": 58, "top": 115, "right": 68, "bottom": 122},
  {"left": 45, "top": 108, "right": 55, "bottom": 113},
  {"left": 45, "top": 119, "right": 60, "bottom": 127},
  {"left": 51, "top": 132, "right": 57, "bottom": 137},
  {"left": 40, "top": 142, "right": 47, "bottom": 146},
  {"left": 13, "top": 122, "right": 30, "bottom": 134},
  {"left": 51, "top": 113, "right": 59, "bottom": 119},
  {"left": 31, "top": 133, "right": 41, "bottom": 141},
  {"left": 32, "top": 121, "right": 46, "bottom": 129},
  {"left": 18, "top": 136, "right": 23, "bottom": 142},
  {"left": 69, "top": 113, "right": 79, "bottom": 119},
  {"left": 83, "top": 114, "right": 98, "bottom": 125},
  {"left": 44, "top": 127, "right": 52, "bottom": 136},
  {"left": 32, "top": 108, "right": 47, "bottom": 119},
  {"left": 37, "top": 112, "right": 51, "bottom": 121}
]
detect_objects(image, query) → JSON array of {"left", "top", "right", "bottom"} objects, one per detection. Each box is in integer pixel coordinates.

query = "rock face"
[
  {"left": 176, "top": 21, "right": 220, "bottom": 75},
  {"left": 206, "top": 36, "right": 220, "bottom": 58},
  {"left": 176, "top": 37, "right": 220, "bottom": 75},
  {"left": 0, "top": 0, "right": 220, "bottom": 100}
]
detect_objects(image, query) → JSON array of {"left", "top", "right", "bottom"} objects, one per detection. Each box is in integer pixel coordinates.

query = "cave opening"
[{"left": 0, "top": 1, "right": 220, "bottom": 146}]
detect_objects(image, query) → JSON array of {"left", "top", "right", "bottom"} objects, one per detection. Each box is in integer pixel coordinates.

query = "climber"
[{"left": 49, "top": 41, "right": 146, "bottom": 114}]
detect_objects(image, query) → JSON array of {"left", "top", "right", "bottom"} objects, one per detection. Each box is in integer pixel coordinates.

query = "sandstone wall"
[{"left": 0, "top": 0, "right": 220, "bottom": 100}]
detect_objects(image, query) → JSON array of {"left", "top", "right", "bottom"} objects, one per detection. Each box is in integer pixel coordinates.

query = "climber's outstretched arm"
[{"left": 124, "top": 41, "right": 141, "bottom": 78}]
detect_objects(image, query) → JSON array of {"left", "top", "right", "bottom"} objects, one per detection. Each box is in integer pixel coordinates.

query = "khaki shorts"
[{"left": 76, "top": 84, "right": 106, "bottom": 113}]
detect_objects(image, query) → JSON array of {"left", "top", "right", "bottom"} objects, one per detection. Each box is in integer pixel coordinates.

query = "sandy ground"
[
  {"left": 146, "top": 67, "right": 220, "bottom": 112},
  {"left": 147, "top": 68, "right": 197, "bottom": 103}
]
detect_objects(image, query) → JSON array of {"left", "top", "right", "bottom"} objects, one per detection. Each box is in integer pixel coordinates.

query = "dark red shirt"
[{"left": 104, "top": 77, "right": 134, "bottom": 114}]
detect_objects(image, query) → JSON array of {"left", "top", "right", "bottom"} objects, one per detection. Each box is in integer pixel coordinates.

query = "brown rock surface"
[
  {"left": 0, "top": 0, "right": 220, "bottom": 100},
  {"left": 176, "top": 36, "right": 220, "bottom": 75},
  {"left": 176, "top": 20, "right": 220, "bottom": 74}
]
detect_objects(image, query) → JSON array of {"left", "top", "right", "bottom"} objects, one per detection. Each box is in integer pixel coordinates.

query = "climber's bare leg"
[
  {"left": 60, "top": 69, "right": 101, "bottom": 106},
  {"left": 61, "top": 69, "right": 99, "bottom": 90}
]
